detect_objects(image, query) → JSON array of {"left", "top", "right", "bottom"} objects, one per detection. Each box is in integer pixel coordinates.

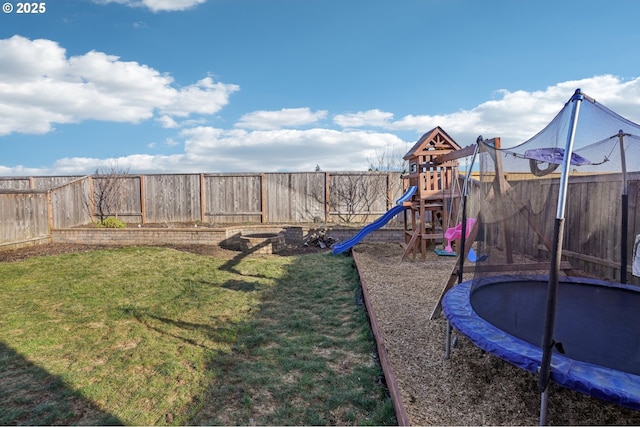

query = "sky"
[{"left": 1, "top": 0, "right": 640, "bottom": 176}]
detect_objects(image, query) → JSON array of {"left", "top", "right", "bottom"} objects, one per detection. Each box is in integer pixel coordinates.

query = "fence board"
[
  {"left": 143, "top": 174, "right": 201, "bottom": 224},
  {"left": 32, "top": 176, "right": 84, "bottom": 190},
  {"left": 0, "top": 176, "right": 85, "bottom": 191},
  {"left": 329, "top": 172, "right": 400, "bottom": 223},
  {"left": 50, "top": 178, "right": 92, "bottom": 228},
  {"left": 265, "top": 173, "right": 326, "bottom": 223},
  {"left": 0, "top": 178, "right": 31, "bottom": 190},
  {"left": 205, "top": 174, "right": 262, "bottom": 224},
  {"left": 0, "top": 193, "right": 49, "bottom": 243}
]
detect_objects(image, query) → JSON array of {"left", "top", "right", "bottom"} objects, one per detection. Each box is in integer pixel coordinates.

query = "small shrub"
[{"left": 96, "top": 217, "right": 126, "bottom": 228}]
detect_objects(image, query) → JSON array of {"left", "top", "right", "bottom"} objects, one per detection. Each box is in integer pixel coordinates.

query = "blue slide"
[{"left": 332, "top": 186, "right": 417, "bottom": 255}]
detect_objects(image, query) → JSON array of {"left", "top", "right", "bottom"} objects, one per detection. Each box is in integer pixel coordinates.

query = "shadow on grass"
[
  {"left": 221, "top": 279, "right": 261, "bottom": 292},
  {"left": 219, "top": 235, "right": 273, "bottom": 277},
  {"left": 0, "top": 341, "right": 122, "bottom": 425},
  {"left": 120, "top": 308, "right": 240, "bottom": 351},
  {"left": 184, "top": 252, "right": 398, "bottom": 426}
]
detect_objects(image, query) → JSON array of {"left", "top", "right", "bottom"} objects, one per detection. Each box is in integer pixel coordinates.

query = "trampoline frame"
[{"left": 442, "top": 275, "right": 640, "bottom": 410}]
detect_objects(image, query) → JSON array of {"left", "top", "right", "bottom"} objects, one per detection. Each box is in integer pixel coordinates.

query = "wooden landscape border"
[{"left": 353, "top": 250, "right": 410, "bottom": 426}]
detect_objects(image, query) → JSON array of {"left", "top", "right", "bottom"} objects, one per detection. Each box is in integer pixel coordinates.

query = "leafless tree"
[
  {"left": 84, "top": 163, "right": 130, "bottom": 223},
  {"left": 367, "top": 142, "right": 406, "bottom": 173},
  {"left": 329, "top": 173, "right": 387, "bottom": 223}
]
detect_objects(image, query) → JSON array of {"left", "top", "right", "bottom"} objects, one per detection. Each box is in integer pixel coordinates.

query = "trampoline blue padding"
[{"left": 442, "top": 275, "right": 640, "bottom": 410}]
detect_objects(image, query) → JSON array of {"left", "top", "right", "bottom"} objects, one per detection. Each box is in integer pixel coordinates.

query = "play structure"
[
  {"left": 332, "top": 186, "right": 417, "bottom": 255},
  {"left": 436, "top": 89, "right": 640, "bottom": 424},
  {"left": 400, "top": 126, "right": 469, "bottom": 260},
  {"left": 332, "top": 126, "right": 466, "bottom": 259},
  {"left": 443, "top": 217, "right": 475, "bottom": 253}
]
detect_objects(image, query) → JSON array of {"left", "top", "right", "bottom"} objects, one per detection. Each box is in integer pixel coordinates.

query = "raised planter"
[{"left": 44, "top": 224, "right": 402, "bottom": 252}]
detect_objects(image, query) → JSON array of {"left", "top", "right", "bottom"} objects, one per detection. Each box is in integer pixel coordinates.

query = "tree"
[
  {"left": 329, "top": 173, "right": 387, "bottom": 223},
  {"left": 85, "top": 163, "right": 130, "bottom": 223},
  {"left": 367, "top": 142, "right": 406, "bottom": 173}
]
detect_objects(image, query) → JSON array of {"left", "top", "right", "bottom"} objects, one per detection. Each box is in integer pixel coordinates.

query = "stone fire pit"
[{"left": 239, "top": 232, "right": 285, "bottom": 255}]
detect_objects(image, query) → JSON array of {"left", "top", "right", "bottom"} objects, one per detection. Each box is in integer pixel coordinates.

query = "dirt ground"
[
  {"left": 3, "top": 241, "right": 640, "bottom": 425},
  {"left": 352, "top": 243, "right": 640, "bottom": 426}
]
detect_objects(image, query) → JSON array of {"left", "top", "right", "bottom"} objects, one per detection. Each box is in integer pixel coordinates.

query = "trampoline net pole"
[
  {"left": 445, "top": 321, "right": 452, "bottom": 359},
  {"left": 538, "top": 90, "right": 583, "bottom": 418},
  {"left": 619, "top": 130, "right": 629, "bottom": 284},
  {"left": 539, "top": 389, "right": 549, "bottom": 426}
]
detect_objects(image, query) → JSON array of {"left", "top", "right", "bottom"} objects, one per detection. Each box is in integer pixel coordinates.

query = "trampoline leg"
[
  {"left": 445, "top": 321, "right": 452, "bottom": 359},
  {"left": 539, "top": 389, "right": 549, "bottom": 426}
]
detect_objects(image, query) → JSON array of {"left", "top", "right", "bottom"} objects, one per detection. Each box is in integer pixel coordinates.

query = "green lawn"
[{"left": 0, "top": 246, "right": 395, "bottom": 425}]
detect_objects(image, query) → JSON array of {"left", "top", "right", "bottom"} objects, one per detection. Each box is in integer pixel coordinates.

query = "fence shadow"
[
  {"left": 0, "top": 341, "right": 122, "bottom": 425},
  {"left": 184, "top": 250, "right": 397, "bottom": 426},
  {"left": 218, "top": 234, "right": 278, "bottom": 278}
]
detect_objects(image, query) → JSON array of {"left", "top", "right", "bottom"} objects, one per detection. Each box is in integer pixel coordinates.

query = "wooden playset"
[{"left": 400, "top": 126, "right": 470, "bottom": 260}]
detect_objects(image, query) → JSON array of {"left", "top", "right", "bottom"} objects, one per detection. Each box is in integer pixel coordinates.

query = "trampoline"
[
  {"left": 434, "top": 89, "right": 640, "bottom": 423},
  {"left": 442, "top": 275, "right": 640, "bottom": 410}
]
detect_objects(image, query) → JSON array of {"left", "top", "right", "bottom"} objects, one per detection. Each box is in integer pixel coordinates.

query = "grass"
[{"left": 0, "top": 246, "right": 395, "bottom": 425}]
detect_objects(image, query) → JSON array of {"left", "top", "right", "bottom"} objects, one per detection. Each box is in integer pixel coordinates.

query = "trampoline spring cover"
[{"left": 442, "top": 275, "right": 640, "bottom": 410}]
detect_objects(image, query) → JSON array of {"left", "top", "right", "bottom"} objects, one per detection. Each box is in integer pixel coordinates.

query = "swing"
[
  {"left": 435, "top": 147, "right": 486, "bottom": 262},
  {"left": 434, "top": 167, "right": 461, "bottom": 257},
  {"left": 435, "top": 156, "right": 469, "bottom": 257}
]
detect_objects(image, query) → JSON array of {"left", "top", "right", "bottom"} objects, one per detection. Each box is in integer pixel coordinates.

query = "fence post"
[
  {"left": 199, "top": 173, "right": 206, "bottom": 223},
  {"left": 260, "top": 173, "right": 266, "bottom": 223},
  {"left": 387, "top": 173, "right": 392, "bottom": 210},
  {"left": 325, "top": 172, "right": 331, "bottom": 223},
  {"left": 139, "top": 175, "right": 146, "bottom": 225},
  {"left": 46, "top": 190, "right": 54, "bottom": 233},
  {"left": 88, "top": 176, "right": 95, "bottom": 222}
]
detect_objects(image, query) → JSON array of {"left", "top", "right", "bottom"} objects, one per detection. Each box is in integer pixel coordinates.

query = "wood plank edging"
[{"left": 353, "top": 251, "right": 411, "bottom": 426}]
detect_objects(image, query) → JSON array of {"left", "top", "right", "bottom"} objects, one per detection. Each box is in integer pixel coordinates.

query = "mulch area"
[
  {"left": 352, "top": 243, "right": 640, "bottom": 426},
  {"left": 3, "top": 241, "right": 640, "bottom": 425}
]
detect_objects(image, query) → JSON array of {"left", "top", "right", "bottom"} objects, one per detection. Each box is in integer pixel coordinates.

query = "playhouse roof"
[{"left": 403, "top": 126, "right": 461, "bottom": 160}]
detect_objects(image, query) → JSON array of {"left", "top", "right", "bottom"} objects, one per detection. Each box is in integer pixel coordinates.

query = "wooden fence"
[
  {"left": 0, "top": 171, "right": 404, "bottom": 246},
  {"left": 1, "top": 171, "right": 639, "bottom": 283},
  {"left": 0, "top": 191, "right": 49, "bottom": 245},
  {"left": 466, "top": 171, "right": 640, "bottom": 282},
  {"left": 82, "top": 171, "right": 404, "bottom": 225}
]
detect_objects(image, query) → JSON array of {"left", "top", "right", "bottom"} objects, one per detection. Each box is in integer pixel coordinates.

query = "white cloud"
[
  {"left": 3, "top": 74, "right": 640, "bottom": 176},
  {"left": 235, "top": 108, "right": 328, "bottom": 130},
  {"left": 0, "top": 36, "right": 238, "bottom": 136},
  {"left": 177, "top": 126, "right": 407, "bottom": 172},
  {"left": 94, "top": 0, "right": 206, "bottom": 12},
  {"left": 49, "top": 154, "right": 187, "bottom": 175},
  {"left": 161, "top": 76, "right": 239, "bottom": 117},
  {"left": 388, "top": 75, "right": 640, "bottom": 147},
  {"left": 133, "top": 21, "right": 150, "bottom": 29},
  {"left": 157, "top": 115, "right": 179, "bottom": 128},
  {"left": 333, "top": 109, "right": 394, "bottom": 128},
  {"left": 3, "top": 126, "right": 405, "bottom": 175}
]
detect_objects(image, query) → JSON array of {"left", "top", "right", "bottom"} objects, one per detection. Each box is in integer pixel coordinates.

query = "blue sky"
[{"left": 1, "top": 0, "right": 640, "bottom": 175}]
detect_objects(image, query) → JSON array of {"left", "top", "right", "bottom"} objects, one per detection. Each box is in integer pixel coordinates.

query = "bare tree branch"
[
  {"left": 82, "top": 162, "right": 130, "bottom": 223},
  {"left": 329, "top": 174, "right": 386, "bottom": 223}
]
